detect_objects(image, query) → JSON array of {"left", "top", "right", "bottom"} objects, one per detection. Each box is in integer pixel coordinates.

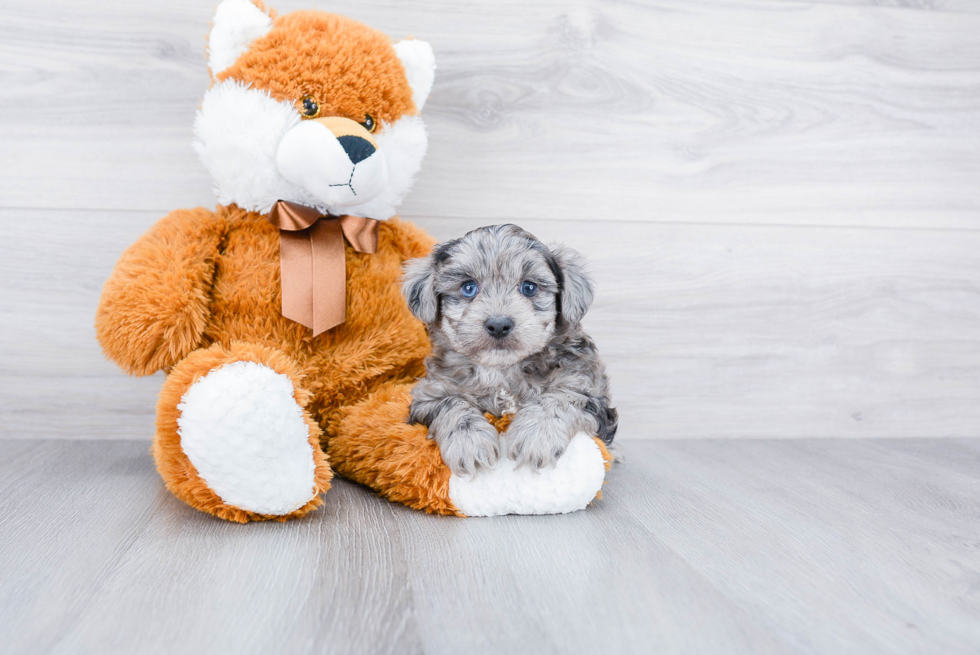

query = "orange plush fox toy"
[{"left": 96, "top": 0, "right": 611, "bottom": 522}]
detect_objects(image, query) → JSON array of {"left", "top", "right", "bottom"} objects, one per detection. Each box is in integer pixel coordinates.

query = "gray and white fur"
[{"left": 402, "top": 224, "right": 618, "bottom": 475}]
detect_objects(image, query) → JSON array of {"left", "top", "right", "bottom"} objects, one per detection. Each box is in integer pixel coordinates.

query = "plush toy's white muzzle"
[{"left": 276, "top": 118, "right": 389, "bottom": 208}]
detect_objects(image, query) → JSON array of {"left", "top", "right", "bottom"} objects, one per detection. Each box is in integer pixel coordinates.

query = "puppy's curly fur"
[{"left": 403, "top": 224, "right": 617, "bottom": 475}]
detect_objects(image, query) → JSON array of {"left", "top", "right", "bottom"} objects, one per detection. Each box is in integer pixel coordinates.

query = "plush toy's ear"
[
  {"left": 393, "top": 39, "right": 436, "bottom": 113},
  {"left": 402, "top": 256, "right": 439, "bottom": 324},
  {"left": 208, "top": 0, "right": 274, "bottom": 76},
  {"left": 551, "top": 245, "right": 595, "bottom": 326}
]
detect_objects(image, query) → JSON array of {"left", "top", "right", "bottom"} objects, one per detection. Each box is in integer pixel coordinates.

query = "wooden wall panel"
[
  {"left": 1, "top": 0, "right": 978, "bottom": 440},
  {"left": 0, "top": 0, "right": 977, "bottom": 227},
  {"left": 3, "top": 210, "right": 978, "bottom": 440}
]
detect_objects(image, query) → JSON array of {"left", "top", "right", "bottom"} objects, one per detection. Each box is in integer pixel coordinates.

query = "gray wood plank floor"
[{"left": 1, "top": 438, "right": 977, "bottom": 654}]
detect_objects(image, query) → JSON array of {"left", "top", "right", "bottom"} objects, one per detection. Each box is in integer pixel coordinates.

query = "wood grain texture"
[
  {"left": 810, "top": 0, "right": 980, "bottom": 12},
  {"left": 0, "top": 0, "right": 978, "bottom": 228},
  {"left": 1, "top": 438, "right": 978, "bottom": 654},
  {"left": 3, "top": 210, "right": 979, "bottom": 440},
  {"left": 1, "top": 0, "right": 978, "bottom": 442}
]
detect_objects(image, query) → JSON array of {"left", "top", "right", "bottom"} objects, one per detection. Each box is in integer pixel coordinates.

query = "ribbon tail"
[
  {"left": 279, "top": 228, "right": 316, "bottom": 330},
  {"left": 275, "top": 207, "right": 375, "bottom": 336},
  {"left": 308, "top": 219, "right": 347, "bottom": 335}
]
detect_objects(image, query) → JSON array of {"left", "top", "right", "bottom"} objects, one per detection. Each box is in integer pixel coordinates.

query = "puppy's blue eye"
[
  {"left": 461, "top": 281, "right": 479, "bottom": 298},
  {"left": 521, "top": 281, "right": 538, "bottom": 297}
]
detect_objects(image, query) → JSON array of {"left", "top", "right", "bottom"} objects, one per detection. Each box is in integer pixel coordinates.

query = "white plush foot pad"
[
  {"left": 448, "top": 433, "right": 607, "bottom": 517},
  {"left": 177, "top": 361, "right": 317, "bottom": 515}
]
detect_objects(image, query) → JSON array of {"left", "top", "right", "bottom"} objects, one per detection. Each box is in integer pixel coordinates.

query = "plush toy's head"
[{"left": 194, "top": 0, "right": 435, "bottom": 220}]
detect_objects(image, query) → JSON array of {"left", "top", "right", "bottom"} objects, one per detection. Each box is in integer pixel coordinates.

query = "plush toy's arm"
[{"left": 95, "top": 207, "right": 226, "bottom": 376}]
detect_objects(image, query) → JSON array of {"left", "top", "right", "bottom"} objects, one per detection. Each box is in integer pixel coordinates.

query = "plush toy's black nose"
[
  {"left": 337, "top": 135, "right": 376, "bottom": 164},
  {"left": 485, "top": 317, "right": 514, "bottom": 339}
]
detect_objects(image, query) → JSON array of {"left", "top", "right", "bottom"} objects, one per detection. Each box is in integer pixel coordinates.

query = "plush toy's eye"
[
  {"left": 520, "top": 281, "right": 538, "bottom": 297},
  {"left": 461, "top": 280, "right": 479, "bottom": 298},
  {"left": 300, "top": 96, "right": 320, "bottom": 118},
  {"left": 361, "top": 114, "right": 377, "bottom": 133}
]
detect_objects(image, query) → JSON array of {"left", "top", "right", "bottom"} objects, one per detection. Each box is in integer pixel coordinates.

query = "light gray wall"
[{"left": 1, "top": 0, "right": 978, "bottom": 440}]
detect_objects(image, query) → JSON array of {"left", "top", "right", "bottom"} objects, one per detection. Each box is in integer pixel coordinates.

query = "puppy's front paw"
[
  {"left": 436, "top": 417, "right": 501, "bottom": 476},
  {"left": 505, "top": 406, "right": 572, "bottom": 470}
]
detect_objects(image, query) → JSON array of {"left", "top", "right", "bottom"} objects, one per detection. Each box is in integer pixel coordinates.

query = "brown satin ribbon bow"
[{"left": 268, "top": 200, "right": 379, "bottom": 336}]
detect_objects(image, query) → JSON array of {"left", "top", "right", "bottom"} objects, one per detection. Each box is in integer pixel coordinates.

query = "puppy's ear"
[
  {"left": 402, "top": 256, "right": 439, "bottom": 324},
  {"left": 552, "top": 245, "right": 594, "bottom": 326}
]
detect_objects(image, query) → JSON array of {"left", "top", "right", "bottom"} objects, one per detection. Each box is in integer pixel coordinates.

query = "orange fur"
[
  {"left": 153, "top": 341, "right": 332, "bottom": 523},
  {"left": 98, "top": 203, "right": 436, "bottom": 521},
  {"left": 95, "top": 207, "right": 226, "bottom": 376},
  {"left": 595, "top": 438, "right": 614, "bottom": 471},
  {"left": 99, "top": 6, "right": 609, "bottom": 521},
  {"left": 332, "top": 382, "right": 461, "bottom": 516},
  {"left": 219, "top": 12, "right": 417, "bottom": 124},
  {"left": 591, "top": 439, "right": 614, "bottom": 501},
  {"left": 249, "top": 0, "right": 277, "bottom": 20},
  {"left": 97, "top": 7, "right": 442, "bottom": 521},
  {"left": 484, "top": 412, "right": 514, "bottom": 433}
]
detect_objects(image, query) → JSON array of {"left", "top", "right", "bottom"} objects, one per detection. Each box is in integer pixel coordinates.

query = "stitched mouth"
[{"left": 328, "top": 168, "right": 357, "bottom": 196}]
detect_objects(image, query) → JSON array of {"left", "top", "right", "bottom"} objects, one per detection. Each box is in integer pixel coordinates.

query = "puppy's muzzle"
[{"left": 484, "top": 316, "right": 514, "bottom": 339}]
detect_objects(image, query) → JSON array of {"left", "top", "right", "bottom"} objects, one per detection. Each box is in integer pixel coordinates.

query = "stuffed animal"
[{"left": 95, "top": 0, "right": 612, "bottom": 522}]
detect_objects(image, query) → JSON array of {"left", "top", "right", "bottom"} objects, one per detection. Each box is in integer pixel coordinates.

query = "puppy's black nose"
[
  {"left": 485, "top": 317, "right": 514, "bottom": 339},
  {"left": 337, "top": 135, "right": 376, "bottom": 164}
]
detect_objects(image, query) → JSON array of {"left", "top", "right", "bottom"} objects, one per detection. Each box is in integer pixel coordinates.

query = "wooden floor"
[{"left": 1, "top": 438, "right": 977, "bottom": 654}]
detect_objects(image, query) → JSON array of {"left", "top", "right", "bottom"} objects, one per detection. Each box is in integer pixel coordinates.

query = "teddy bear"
[{"left": 95, "top": 0, "right": 611, "bottom": 522}]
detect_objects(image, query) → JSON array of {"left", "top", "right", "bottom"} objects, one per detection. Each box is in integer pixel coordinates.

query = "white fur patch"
[
  {"left": 176, "top": 361, "right": 317, "bottom": 516},
  {"left": 342, "top": 115, "right": 427, "bottom": 219},
  {"left": 208, "top": 0, "right": 273, "bottom": 75},
  {"left": 193, "top": 80, "right": 427, "bottom": 220},
  {"left": 276, "top": 120, "right": 388, "bottom": 208},
  {"left": 448, "top": 433, "right": 607, "bottom": 517},
  {"left": 194, "top": 80, "right": 313, "bottom": 214},
  {"left": 393, "top": 40, "right": 436, "bottom": 112}
]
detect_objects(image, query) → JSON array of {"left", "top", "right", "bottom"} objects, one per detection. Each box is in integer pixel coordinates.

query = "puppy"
[{"left": 402, "top": 224, "right": 617, "bottom": 475}]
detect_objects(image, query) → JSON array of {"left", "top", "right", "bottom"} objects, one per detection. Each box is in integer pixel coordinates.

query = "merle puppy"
[{"left": 402, "top": 224, "right": 617, "bottom": 475}]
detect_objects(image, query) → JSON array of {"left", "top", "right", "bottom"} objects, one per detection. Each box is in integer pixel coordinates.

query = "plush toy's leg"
[
  {"left": 330, "top": 381, "right": 614, "bottom": 517},
  {"left": 329, "top": 381, "right": 462, "bottom": 515},
  {"left": 153, "top": 342, "right": 332, "bottom": 523}
]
